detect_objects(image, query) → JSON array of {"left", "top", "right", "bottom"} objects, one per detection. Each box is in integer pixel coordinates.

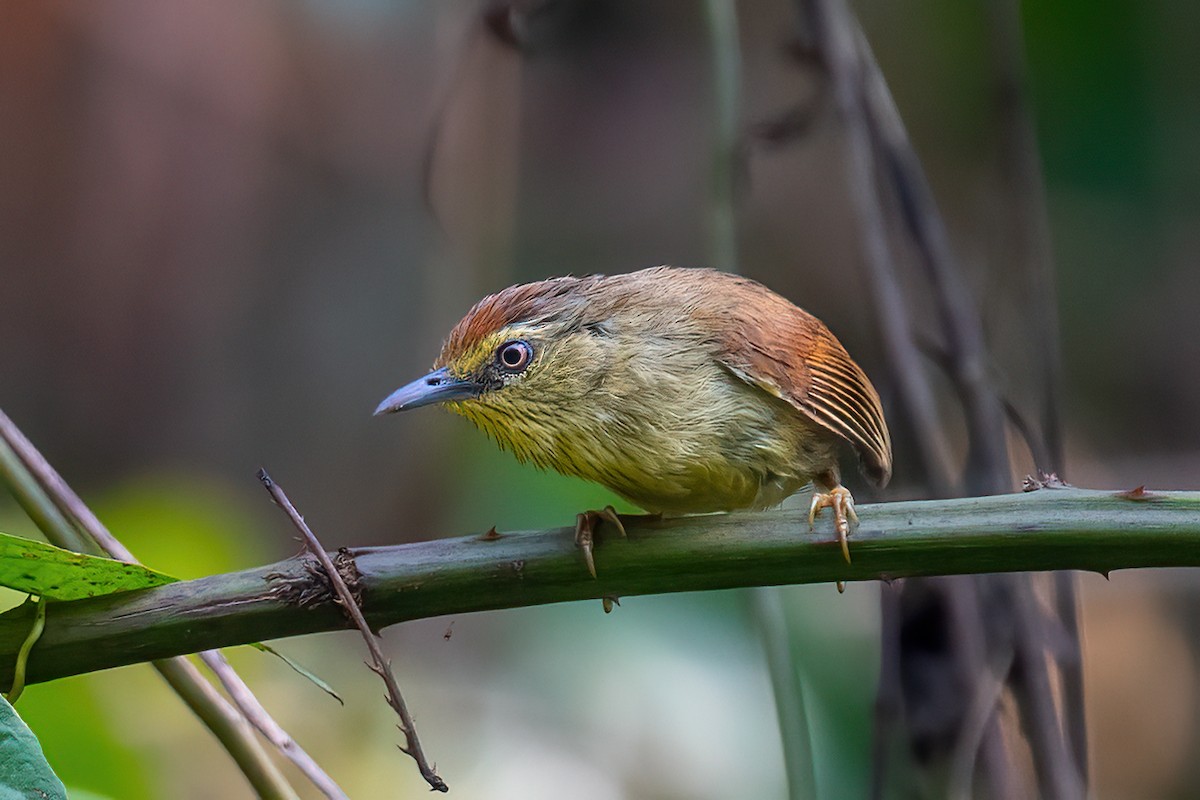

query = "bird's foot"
[
  {"left": 809, "top": 485, "right": 858, "bottom": 564},
  {"left": 575, "top": 505, "right": 626, "bottom": 579}
]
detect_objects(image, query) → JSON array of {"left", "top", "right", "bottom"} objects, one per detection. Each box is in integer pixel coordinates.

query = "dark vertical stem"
[
  {"left": 861, "top": 27, "right": 1085, "bottom": 791},
  {"left": 984, "top": 0, "right": 1087, "bottom": 786},
  {"left": 946, "top": 576, "right": 1019, "bottom": 800},
  {"left": 984, "top": 0, "right": 1065, "bottom": 474},
  {"left": 1054, "top": 572, "right": 1087, "bottom": 778},
  {"left": 795, "top": 0, "right": 957, "bottom": 497},
  {"left": 1011, "top": 577, "right": 1086, "bottom": 799},
  {"left": 853, "top": 27, "right": 1011, "bottom": 494}
]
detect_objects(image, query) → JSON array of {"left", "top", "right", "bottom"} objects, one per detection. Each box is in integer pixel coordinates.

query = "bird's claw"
[
  {"left": 575, "top": 505, "right": 626, "bottom": 579},
  {"left": 809, "top": 486, "right": 858, "bottom": 564}
]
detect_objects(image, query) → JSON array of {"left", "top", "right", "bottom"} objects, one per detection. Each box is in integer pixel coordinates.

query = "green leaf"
[
  {"left": 0, "top": 693, "right": 67, "bottom": 800},
  {"left": 251, "top": 643, "right": 344, "bottom": 705},
  {"left": 0, "top": 531, "right": 176, "bottom": 601}
]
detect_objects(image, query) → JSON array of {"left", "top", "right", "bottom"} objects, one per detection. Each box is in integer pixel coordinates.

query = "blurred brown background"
[{"left": 1, "top": 1, "right": 1198, "bottom": 798}]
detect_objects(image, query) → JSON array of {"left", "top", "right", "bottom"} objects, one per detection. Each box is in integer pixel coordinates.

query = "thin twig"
[
  {"left": 703, "top": 0, "right": 741, "bottom": 271},
  {"left": 869, "top": 582, "right": 901, "bottom": 800},
  {"left": 0, "top": 408, "right": 326, "bottom": 799},
  {"left": 420, "top": 5, "right": 507, "bottom": 231},
  {"left": 155, "top": 657, "right": 298, "bottom": 800},
  {"left": 947, "top": 646, "right": 1015, "bottom": 800},
  {"left": 1053, "top": 572, "right": 1088, "bottom": 782},
  {"left": 1010, "top": 576, "right": 1086, "bottom": 798},
  {"left": 0, "top": 438, "right": 95, "bottom": 555},
  {"left": 257, "top": 468, "right": 449, "bottom": 793},
  {"left": 748, "top": 589, "right": 816, "bottom": 800},
  {"left": 0, "top": 409, "right": 137, "bottom": 563},
  {"left": 198, "top": 650, "right": 351, "bottom": 800}
]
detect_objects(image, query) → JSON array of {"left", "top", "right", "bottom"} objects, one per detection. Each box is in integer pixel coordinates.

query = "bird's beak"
[{"left": 373, "top": 366, "right": 481, "bottom": 415}]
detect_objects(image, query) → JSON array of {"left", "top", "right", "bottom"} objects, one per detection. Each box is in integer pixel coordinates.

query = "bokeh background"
[{"left": 2, "top": 1, "right": 1198, "bottom": 798}]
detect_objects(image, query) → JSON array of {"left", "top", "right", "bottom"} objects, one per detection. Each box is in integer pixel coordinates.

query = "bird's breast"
[{"left": 465, "top": 360, "right": 835, "bottom": 514}]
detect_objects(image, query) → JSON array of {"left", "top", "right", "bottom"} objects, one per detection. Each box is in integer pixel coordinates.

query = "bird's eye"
[{"left": 496, "top": 340, "right": 533, "bottom": 373}]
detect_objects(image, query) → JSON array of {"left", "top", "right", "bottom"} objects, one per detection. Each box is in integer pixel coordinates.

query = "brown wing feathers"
[
  {"left": 716, "top": 283, "right": 892, "bottom": 487},
  {"left": 802, "top": 331, "right": 892, "bottom": 486}
]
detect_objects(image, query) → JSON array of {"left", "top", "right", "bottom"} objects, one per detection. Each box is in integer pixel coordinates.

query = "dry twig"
[{"left": 257, "top": 468, "right": 448, "bottom": 793}]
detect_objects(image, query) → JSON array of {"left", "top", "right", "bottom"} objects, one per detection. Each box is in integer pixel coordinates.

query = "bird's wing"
[{"left": 717, "top": 306, "right": 893, "bottom": 487}]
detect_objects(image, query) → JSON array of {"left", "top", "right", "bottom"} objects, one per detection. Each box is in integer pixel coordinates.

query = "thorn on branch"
[{"left": 1115, "top": 486, "right": 1163, "bottom": 503}]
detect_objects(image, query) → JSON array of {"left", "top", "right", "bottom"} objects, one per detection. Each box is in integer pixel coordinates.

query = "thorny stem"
[
  {"left": 2, "top": 487, "right": 1199, "bottom": 688},
  {"left": 258, "top": 469, "right": 448, "bottom": 794}
]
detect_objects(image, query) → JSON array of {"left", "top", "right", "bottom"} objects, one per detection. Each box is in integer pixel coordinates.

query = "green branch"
[{"left": 1, "top": 488, "right": 1197, "bottom": 687}]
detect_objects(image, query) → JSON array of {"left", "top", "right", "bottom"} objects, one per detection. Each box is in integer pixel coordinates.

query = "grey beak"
[{"left": 373, "top": 366, "right": 481, "bottom": 415}]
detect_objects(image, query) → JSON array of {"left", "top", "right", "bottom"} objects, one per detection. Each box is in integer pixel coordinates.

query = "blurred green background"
[{"left": 2, "top": 1, "right": 1198, "bottom": 797}]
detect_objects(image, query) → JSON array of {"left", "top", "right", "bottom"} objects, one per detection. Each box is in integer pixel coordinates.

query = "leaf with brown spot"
[{"left": 0, "top": 531, "right": 176, "bottom": 601}]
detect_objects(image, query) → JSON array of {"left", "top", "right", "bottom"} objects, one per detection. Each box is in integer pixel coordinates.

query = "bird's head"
[{"left": 374, "top": 276, "right": 610, "bottom": 457}]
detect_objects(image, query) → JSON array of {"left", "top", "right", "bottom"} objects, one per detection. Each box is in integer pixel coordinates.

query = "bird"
[{"left": 374, "top": 266, "right": 892, "bottom": 579}]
